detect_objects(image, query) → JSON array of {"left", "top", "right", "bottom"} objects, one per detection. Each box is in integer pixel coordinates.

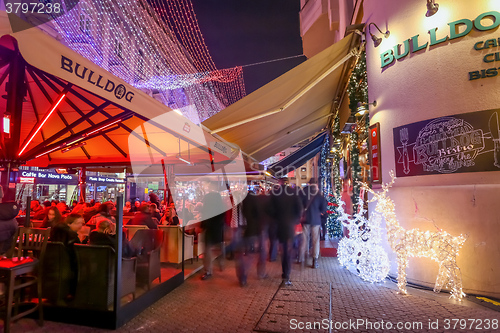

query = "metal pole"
[
  {"left": 78, "top": 167, "right": 86, "bottom": 202},
  {"left": 113, "top": 194, "right": 123, "bottom": 317},
  {"left": 25, "top": 196, "right": 31, "bottom": 227}
]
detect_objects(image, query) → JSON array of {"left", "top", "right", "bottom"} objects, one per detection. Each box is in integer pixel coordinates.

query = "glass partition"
[{"left": 16, "top": 194, "right": 185, "bottom": 328}]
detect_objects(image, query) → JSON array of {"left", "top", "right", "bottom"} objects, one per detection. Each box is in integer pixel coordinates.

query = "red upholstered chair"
[{"left": 0, "top": 227, "right": 50, "bottom": 333}]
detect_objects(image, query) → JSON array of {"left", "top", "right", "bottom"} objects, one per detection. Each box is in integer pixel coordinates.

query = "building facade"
[{"left": 365, "top": 0, "right": 500, "bottom": 298}]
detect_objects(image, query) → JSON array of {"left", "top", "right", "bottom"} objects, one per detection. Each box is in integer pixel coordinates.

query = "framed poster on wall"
[
  {"left": 369, "top": 122, "right": 382, "bottom": 184},
  {"left": 392, "top": 109, "right": 500, "bottom": 177}
]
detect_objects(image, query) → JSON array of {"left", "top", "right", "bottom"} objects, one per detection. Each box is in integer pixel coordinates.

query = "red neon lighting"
[
  {"left": 20, "top": 177, "right": 35, "bottom": 184},
  {"left": 18, "top": 94, "right": 66, "bottom": 157},
  {"left": 84, "top": 119, "right": 122, "bottom": 137},
  {"left": 35, "top": 145, "right": 61, "bottom": 159}
]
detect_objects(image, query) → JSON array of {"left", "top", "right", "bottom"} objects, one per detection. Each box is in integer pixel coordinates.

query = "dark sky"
[{"left": 191, "top": 0, "right": 305, "bottom": 94}]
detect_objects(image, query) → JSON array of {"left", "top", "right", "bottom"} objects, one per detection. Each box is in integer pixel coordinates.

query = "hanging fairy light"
[
  {"left": 48, "top": 0, "right": 246, "bottom": 123},
  {"left": 362, "top": 172, "right": 467, "bottom": 300}
]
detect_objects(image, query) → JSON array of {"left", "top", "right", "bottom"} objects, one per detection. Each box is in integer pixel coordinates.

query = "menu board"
[{"left": 393, "top": 109, "right": 500, "bottom": 177}]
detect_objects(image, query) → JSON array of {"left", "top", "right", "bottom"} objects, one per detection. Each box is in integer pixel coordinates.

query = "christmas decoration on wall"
[
  {"left": 337, "top": 198, "right": 390, "bottom": 283},
  {"left": 362, "top": 172, "right": 467, "bottom": 300},
  {"left": 47, "top": 0, "right": 245, "bottom": 123},
  {"left": 319, "top": 130, "right": 343, "bottom": 238},
  {"left": 346, "top": 51, "right": 369, "bottom": 214}
]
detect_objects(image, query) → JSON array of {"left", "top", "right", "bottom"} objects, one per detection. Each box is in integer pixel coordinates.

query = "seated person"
[
  {"left": 124, "top": 201, "right": 132, "bottom": 213},
  {"left": 49, "top": 213, "right": 86, "bottom": 301},
  {"left": 87, "top": 202, "right": 116, "bottom": 227},
  {"left": 70, "top": 201, "right": 86, "bottom": 215},
  {"left": 83, "top": 203, "right": 100, "bottom": 223},
  {"left": 128, "top": 203, "right": 157, "bottom": 229},
  {"left": 0, "top": 202, "right": 20, "bottom": 255},
  {"left": 130, "top": 200, "right": 141, "bottom": 213},
  {"left": 30, "top": 200, "right": 43, "bottom": 216},
  {"left": 33, "top": 201, "right": 51, "bottom": 220},
  {"left": 150, "top": 203, "right": 162, "bottom": 223},
  {"left": 160, "top": 206, "right": 180, "bottom": 225},
  {"left": 88, "top": 220, "right": 135, "bottom": 258},
  {"left": 41, "top": 207, "right": 63, "bottom": 229},
  {"left": 179, "top": 202, "right": 195, "bottom": 223},
  {"left": 50, "top": 213, "right": 87, "bottom": 246}
]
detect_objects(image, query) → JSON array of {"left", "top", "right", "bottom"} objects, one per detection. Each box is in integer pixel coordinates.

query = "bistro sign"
[
  {"left": 392, "top": 108, "right": 500, "bottom": 177},
  {"left": 380, "top": 11, "right": 500, "bottom": 68}
]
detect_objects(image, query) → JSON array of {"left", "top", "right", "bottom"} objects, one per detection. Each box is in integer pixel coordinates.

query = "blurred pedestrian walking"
[
  {"left": 269, "top": 178, "right": 303, "bottom": 286},
  {"left": 235, "top": 190, "right": 271, "bottom": 286},
  {"left": 300, "top": 178, "right": 327, "bottom": 268},
  {"left": 200, "top": 181, "right": 226, "bottom": 280}
]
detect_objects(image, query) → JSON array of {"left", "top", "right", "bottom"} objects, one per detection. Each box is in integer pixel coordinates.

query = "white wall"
[{"left": 364, "top": 0, "right": 500, "bottom": 298}]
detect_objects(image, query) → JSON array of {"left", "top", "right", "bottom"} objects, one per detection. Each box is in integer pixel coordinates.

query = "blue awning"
[{"left": 268, "top": 131, "right": 327, "bottom": 178}]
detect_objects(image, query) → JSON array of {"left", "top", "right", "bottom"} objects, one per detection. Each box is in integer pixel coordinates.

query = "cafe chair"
[
  {"left": 130, "top": 230, "right": 163, "bottom": 290},
  {"left": 124, "top": 225, "right": 148, "bottom": 240},
  {"left": 158, "top": 226, "right": 194, "bottom": 265},
  {"left": 41, "top": 242, "right": 72, "bottom": 304},
  {"left": 0, "top": 227, "right": 50, "bottom": 333},
  {"left": 73, "top": 244, "right": 137, "bottom": 310}
]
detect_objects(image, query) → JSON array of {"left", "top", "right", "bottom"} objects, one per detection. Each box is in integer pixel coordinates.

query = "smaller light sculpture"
[
  {"left": 362, "top": 171, "right": 467, "bottom": 300},
  {"left": 337, "top": 198, "right": 390, "bottom": 283}
]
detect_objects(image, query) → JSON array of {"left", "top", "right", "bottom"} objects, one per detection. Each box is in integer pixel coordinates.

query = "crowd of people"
[
  {"left": 199, "top": 177, "right": 327, "bottom": 287},
  {"left": 0, "top": 178, "right": 328, "bottom": 298}
]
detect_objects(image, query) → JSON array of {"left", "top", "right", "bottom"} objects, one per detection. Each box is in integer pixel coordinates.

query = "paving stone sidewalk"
[{"left": 5, "top": 255, "right": 500, "bottom": 333}]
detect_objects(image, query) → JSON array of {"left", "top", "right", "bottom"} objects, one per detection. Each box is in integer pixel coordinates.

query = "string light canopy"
[
  {"left": 363, "top": 172, "right": 467, "bottom": 300},
  {"left": 47, "top": 0, "right": 246, "bottom": 123}
]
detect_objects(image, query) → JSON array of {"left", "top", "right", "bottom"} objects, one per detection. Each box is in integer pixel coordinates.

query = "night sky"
[{"left": 190, "top": 0, "right": 305, "bottom": 94}]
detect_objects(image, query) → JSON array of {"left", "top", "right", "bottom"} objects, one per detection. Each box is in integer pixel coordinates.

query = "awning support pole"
[{"left": 79, "top": 167, "right": 86, "bottom": 203}]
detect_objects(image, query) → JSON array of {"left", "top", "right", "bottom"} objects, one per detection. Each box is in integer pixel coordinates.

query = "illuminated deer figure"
[{"left": 362, "top": 171, "right": 467, "bottom": 300}]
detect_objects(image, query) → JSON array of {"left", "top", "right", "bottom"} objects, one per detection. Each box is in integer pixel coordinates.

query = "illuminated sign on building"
[
  {"left": 19, "top": 177, "right": 35, "bottom": 184},
  {"left": 88, "top": 176, "right": 125, "bottom": 183},
  {"left": 380, "top": 11, "right": 500, "bottom": 69},
  {"left": 21, "top": 171, "right": 73, "bottom": 180}
]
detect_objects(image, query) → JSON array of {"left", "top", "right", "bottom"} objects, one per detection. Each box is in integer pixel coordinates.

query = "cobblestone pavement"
[{"left": 6, "top": 255, "right": 500, "bottom": 333}]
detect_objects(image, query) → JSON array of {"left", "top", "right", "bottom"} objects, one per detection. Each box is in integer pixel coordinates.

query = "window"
[
  {"left": 301, "top": 175, "right": 307, "bottom": 179},
  {"left": 301, "top": 167, "right": 307, "bottom": 172}
]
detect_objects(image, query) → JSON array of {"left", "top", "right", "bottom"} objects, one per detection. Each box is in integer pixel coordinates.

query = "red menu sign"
[{"left": 369, "top": 123, "right": 381, "bottom": 184}]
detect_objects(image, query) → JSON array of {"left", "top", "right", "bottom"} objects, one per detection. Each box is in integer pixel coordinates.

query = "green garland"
[
  {"left": 320, "top": 131, "right": 342, "bottom": 238},
  {"left": 347, "top": 51, "right": 369, "bottom": 214}
]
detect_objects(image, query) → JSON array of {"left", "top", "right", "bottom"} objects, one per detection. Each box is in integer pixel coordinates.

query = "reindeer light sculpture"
[{"left": 362, "top": 171, "right": 467, "bottom": 300}]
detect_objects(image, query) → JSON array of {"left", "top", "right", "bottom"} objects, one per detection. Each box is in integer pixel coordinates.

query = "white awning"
[{"left": 202, "top": 33, "right": 360, "bottom": 162}]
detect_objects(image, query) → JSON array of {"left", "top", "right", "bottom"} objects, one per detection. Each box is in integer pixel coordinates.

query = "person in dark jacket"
[
  {"left": 269, "top": 179, "right": 303, "bottom": 286},
  {"left": 200, "top": 182, "right": 226, "bottom": 280},
  {"left": 50, "top": 213, "right": 86, "bottom": 246},
  {"left": 50, "top": 213, "right": 86, "bottom": 299},
  {"left": 128, "top": 203, "right": 158, "bottom": 229},
  {"left": 235, "top": 191, "right": 271, "bottom": 286},
  {"left": 300, "top": 178, "right": 327, "bottom": 268},
  {"left": 0, "top": 202, "right": 20, "bottom": 255},
  {"left": 150, "top": 203, "right": 162, "bottom": 223},
  {"left": 88, "top": 219, "right": 136, "bottom": 258}
]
